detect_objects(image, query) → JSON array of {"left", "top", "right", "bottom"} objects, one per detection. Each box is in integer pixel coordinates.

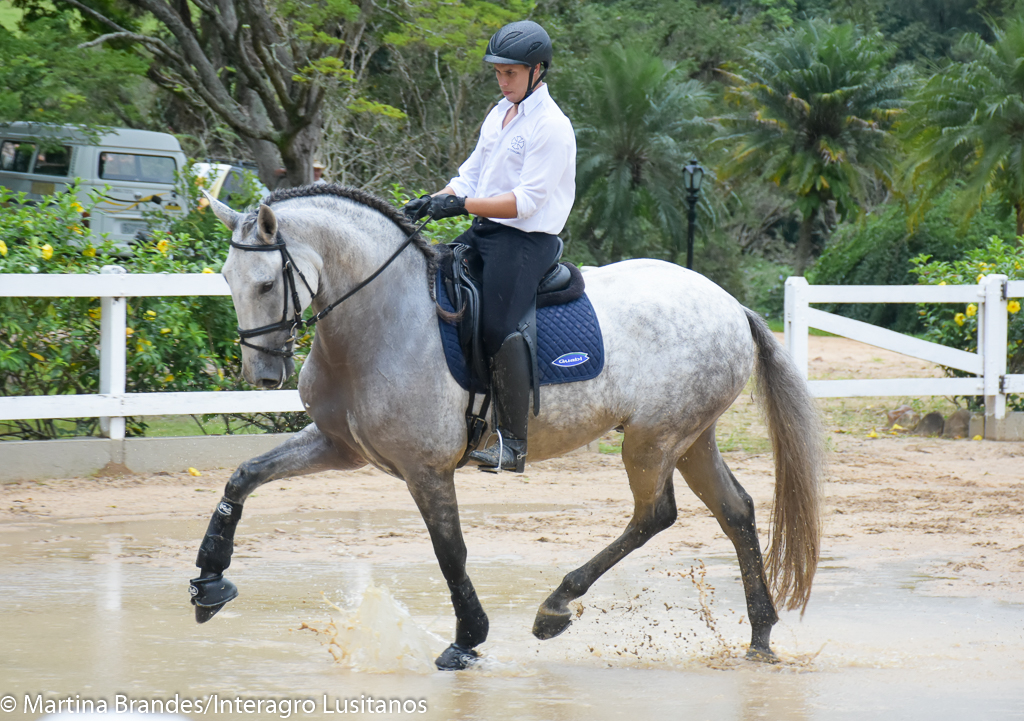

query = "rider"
[{"left": 404, "top": 20, "right": 576, "bottom": 472}]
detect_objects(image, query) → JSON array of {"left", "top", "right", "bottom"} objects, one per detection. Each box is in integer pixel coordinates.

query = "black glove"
[
  {"left": 402, "top": 194, "right": 433, "bottom": 221},
  {"left": 426, "top": 194, "right": 469, "bottom": 220}
]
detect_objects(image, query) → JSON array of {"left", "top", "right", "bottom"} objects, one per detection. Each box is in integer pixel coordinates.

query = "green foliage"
[
  {"left": 910, "top": 236, "right": 1024, "bottom": 410},
  {"left": 719, "top": 19, "right": 913, "bottom": 273},
  {"left": 0, "top": 185, "right": 309, "bottom": 440},
  {"left": 0, "top": 12, "right": 147, "bottom": 126},
  {"left": 902, "top": 16, "right": 1024, "bottom": 237},
  {"left": 570, "top": 43, "right": 714, "bottom": 264},
  {"left": 809, "top": 189, "right": 1015, "bottom": 331}
]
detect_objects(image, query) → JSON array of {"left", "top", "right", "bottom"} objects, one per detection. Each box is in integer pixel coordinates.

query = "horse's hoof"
[
  {"left": 434, "top": 643, "right": 479, "bottom": 671},
  {"left": 190, "top": 574, "right": 238, "bottom": 624},
  {"left": 745, "top": 646, "right": 779, "bottom": 664},
  {"left": 532, "top": 608, "right": 572, "bottom": 640}
]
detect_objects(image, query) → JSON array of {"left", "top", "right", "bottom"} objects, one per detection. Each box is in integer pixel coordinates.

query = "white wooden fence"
[
  {"left": 2, "top": 269, "right": 1021, "bottom": 441},
  {"left": 0, "top": 266, "right": 303, "bottom": 440},
  {"left": 785, "top": 275, "right": 1024, "bottom": 420}
]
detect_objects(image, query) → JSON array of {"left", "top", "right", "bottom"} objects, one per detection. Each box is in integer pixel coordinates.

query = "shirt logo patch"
[{"left": 509, "top": 136, "right": 525, "bottom": 154}]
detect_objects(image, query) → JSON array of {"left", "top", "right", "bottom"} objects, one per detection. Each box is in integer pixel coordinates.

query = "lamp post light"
[{"left": 682, "top": 158, "right": 704, "bottom": 270}]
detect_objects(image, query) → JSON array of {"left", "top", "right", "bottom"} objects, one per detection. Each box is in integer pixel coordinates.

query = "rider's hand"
[
  {"left": 426, "top": 194, "right": 469, "bottom": 220},
  {"left": 402, "top": 194, "right": 433, "bottom": 221}
]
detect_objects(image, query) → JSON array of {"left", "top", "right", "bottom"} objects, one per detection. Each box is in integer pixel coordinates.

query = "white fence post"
[
  {"left": 785, "top": 276, "right": 810, "bottom": 378},
  {"left": 982, "top": 274, "right": 1009, "bottom": 426},
  {"left": 98, "top": 265, "right": 127, "bottom": 440}
]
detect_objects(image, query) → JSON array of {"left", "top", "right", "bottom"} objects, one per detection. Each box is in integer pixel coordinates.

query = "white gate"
[{"left": 784, "top": 275, "right": 1024, "bottom": 422}]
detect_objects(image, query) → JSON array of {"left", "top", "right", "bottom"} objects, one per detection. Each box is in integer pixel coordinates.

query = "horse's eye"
[{"left": 259, "top": 281, "right": 275, "bottom": 295}]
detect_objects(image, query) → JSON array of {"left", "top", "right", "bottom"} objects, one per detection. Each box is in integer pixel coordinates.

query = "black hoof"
[
  {"left": 434, "top": 643, "right": 479, "bottom": 671},
  {"left": 745, "top": 646, "right": 779, "bottom": 663},
  {"left": 532, "top": 607, "right": 572, "bottom": 640},
  {"left": 194, "top": 602, "right": 228, "bottom": 624},
  {"left": 190, "top": 574, "right": 238, "bottom": 624}
]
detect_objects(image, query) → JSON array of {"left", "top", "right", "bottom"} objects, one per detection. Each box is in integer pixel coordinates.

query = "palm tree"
[
  {"left": 903, "top": 17, "right": 1024, "bottom": 239},
  {"left": 571, "top": 44, "right": 713, "bottom": 264},
  {"left": 719, "top": 20, "right": 911, "bottom": 275}
]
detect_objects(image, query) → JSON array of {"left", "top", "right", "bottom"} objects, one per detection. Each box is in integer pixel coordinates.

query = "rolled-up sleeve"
[{"left": 511, "top": 117, "right": 574, "bottom": 220}]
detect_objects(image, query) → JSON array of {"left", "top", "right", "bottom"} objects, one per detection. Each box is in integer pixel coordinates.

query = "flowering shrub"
[
  {"left": 0, "top": 185, "right": 307, "bottom": 439},
  {"left": 910, "top": 236, "right": 1024, "bottom": 411}
]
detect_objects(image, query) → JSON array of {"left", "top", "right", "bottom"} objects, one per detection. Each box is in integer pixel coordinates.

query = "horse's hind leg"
[
  {"left": 191, "top": 423, "right": 365, "bottom": 623},
  {"left": 404, "top": 471, "right": 489, "bottom": 671},
  {"left": 533, "top": 433, "right": 678, "bottom": 640},
  {"left": 676, "top": 424, "right": 778, "bottom": 660}
]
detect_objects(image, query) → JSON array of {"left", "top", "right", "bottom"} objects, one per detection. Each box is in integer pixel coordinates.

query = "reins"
[{"left": 230, "top": 216, "right": 430, "bottom": 358}]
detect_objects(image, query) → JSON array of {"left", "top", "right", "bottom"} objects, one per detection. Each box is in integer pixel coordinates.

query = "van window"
[
  {"left": 99, "top": 152, "right": 177, "bottom": 184},
  {"left": 1, "top": 141, "right": 35, "bottom": 173},
  {"left": 33, "top": 145, "right": 72, "bottom": 176}
]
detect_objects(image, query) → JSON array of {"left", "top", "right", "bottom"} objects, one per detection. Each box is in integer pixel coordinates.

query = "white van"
[{"left": 0, "top": 123, "right": 189, "bottom": 245}]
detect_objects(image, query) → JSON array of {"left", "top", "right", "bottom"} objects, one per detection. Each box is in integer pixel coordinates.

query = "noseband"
[{"left": 229, "top": 219, "right": 427, "bottom": 358}]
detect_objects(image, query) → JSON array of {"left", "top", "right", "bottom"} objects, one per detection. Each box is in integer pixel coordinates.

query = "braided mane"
[{"left": 253, "top": 183, "right": 453, "bottom": 320}]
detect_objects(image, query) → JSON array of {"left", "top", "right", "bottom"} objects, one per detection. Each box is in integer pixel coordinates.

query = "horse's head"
[{"left": 207, "top": 194, "right": 321, "bottom": 388}]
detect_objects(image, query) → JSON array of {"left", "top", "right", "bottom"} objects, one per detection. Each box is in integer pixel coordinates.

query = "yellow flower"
[
  {"left": 977, "top": 274, "right": 985, "bottom": 283},
  {"left": 82, "top": 245, "right": 96, "bottom": 258},
  {"left": 71, "top": 225, "right": 84, "bottom": 235},
  {"left": 70, "top": 201, "right": 84, "bottom": 213},
  {"left": 867, "top": 429, "right": 878, "bottom": 438},
  {"left": 41, "top": 244, "right": 53, "bottom": 260},
  {"left": 892, "top": 423, "right": 904, "bottom": 430},
  {"left": 938, "top": 281, "right": 946, "bottom": 286},
  {"left": 164, "top": 374, "right": 175, "bottom": 383},
  {"left": 954, "top": 313, "right": 966, "bottom": 326},
  {"left": 88, "top": 307, "right": 101, "bottom": 321},
  {"left": 136, "top": 341, "right": 145, "bottom": 352},
  {"left": 144, "top": 310, "right": 157, "bottom": 319},
  {"left": 0, "top": 240, "right": 6, "bottom": 256},
  {"left": 972, "top": 435, "right": 983, "bottom": 441},
  {"left": 125, "top": 327, "right": 134, "bottom": 337},
  {"left": 202, "top": 267, "right": 215, "bottom": 274},
  {"left": 160, "top": 327, "right": 172, "bottom": 335},
  {"left": 187, "top": 467, "right": 202, "bottom": 477},
  {"left": 1009, "top": 300, "right": 1021, "bottom": 314},
  {"left": 156, "top": 238, "right": 170, "bottom": 254},
  {"left": 29, "top": 352, "right": 45, "bottom": 362},
  {"left": 966, "top": 303, "right": 977, "bottom": 317}
]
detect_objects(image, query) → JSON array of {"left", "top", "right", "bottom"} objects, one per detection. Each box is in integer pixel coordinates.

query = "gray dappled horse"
[{"left": 191, "top": 185, "right": 824, "bottom": 670}]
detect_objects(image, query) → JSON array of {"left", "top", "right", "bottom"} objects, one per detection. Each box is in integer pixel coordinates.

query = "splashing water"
[{"left": 301, "top": 584, "right": 446, "bottom": 674}]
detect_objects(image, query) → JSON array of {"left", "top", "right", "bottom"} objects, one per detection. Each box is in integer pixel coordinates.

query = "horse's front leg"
[
  {"left": 190, "top": 423, "right": 365, "bottom": 622},
  {"left": 405, "top": 471, "right": 488, "bottom": 671}
]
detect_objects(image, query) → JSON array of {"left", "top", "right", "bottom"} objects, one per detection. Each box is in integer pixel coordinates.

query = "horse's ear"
[
  {"left": 256, "top": 204, "right": 278, "bottom": 245},
  {"left": 201, "top": 189, "right": 241, "bottom": 232}
]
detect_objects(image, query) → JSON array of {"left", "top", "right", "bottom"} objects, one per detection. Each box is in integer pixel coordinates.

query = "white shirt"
[{"left": 448, "top": 84, "right": 576, "bottom": 234}]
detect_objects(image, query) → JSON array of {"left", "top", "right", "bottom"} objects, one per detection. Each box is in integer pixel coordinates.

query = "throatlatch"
[{"left": 189, "top": 498, "right": 243, "bottom": 622}]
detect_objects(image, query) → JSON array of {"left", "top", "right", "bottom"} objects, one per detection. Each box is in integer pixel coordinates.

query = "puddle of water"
[{"left": 1, "top": 516, "right": 1023, "bottom": 721}]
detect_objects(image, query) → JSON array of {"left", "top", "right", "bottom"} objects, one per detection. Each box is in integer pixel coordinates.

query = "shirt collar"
[{"left": 497, "top": 83, "right": 550, "bottom": 116}]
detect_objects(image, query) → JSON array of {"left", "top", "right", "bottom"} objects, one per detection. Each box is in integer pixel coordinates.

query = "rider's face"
[{"left": 493, "top": 63, "right": 540, "bottom": 104}]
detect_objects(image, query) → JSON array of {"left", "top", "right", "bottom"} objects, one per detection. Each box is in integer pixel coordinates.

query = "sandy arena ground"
[{"left": 2, "top": 336, "right": 1023, "bottom": 608}]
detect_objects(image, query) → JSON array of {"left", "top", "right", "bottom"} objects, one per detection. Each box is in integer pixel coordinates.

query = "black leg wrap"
[
  {"left": 195, "top": 497, "right": 243, "bottom": 574},
  {"left": 449, "top": 577, "right": 489, "bottom": 649},
  {"left": 435, "top": 643, "right": 479, "bottom": 671}
]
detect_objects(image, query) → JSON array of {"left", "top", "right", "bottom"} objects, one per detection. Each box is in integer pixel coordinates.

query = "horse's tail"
[{"left": 745, "top": 307, "right": 824, "bottom": 614}]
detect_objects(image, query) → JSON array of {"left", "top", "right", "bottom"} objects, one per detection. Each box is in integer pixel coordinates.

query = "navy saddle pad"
[{"left": 436, "top": 269, "right": 605, "bottom": 393}]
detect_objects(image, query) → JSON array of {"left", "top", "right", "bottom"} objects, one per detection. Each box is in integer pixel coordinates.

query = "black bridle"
[{"left": 230, "top": 217, "right": 429, "bottom": 358}]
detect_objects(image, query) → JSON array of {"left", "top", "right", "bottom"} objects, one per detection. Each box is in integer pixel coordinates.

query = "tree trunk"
[
  {"left": 794, "top": 209, "right": 817, "bottom": 276},
  {"left": 279, "top": 121, "right": 323, "bottom": 188}
]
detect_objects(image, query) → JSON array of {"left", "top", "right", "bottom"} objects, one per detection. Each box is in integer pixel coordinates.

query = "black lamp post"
[{"left": 682, "top": 158, "right": 704, "bottom": 270}]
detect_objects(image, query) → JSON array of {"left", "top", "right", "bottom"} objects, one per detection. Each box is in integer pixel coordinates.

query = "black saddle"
[{"left": 440, "top": 239, "right": 585, "bottom": 397}]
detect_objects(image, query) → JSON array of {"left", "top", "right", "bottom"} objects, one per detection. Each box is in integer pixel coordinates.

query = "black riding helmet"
[{"left": 484, "top": 20, "right": 552, "bottom": 102}]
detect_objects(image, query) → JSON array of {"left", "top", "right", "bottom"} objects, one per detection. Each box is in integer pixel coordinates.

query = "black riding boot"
[{"left": 470, "top": 331, "right": 531, "bottom": 473}]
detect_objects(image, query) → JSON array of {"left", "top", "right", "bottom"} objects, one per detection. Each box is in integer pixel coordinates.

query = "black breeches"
[{"left": 458, "top": 218, "right": 561, "bottom": 359}]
